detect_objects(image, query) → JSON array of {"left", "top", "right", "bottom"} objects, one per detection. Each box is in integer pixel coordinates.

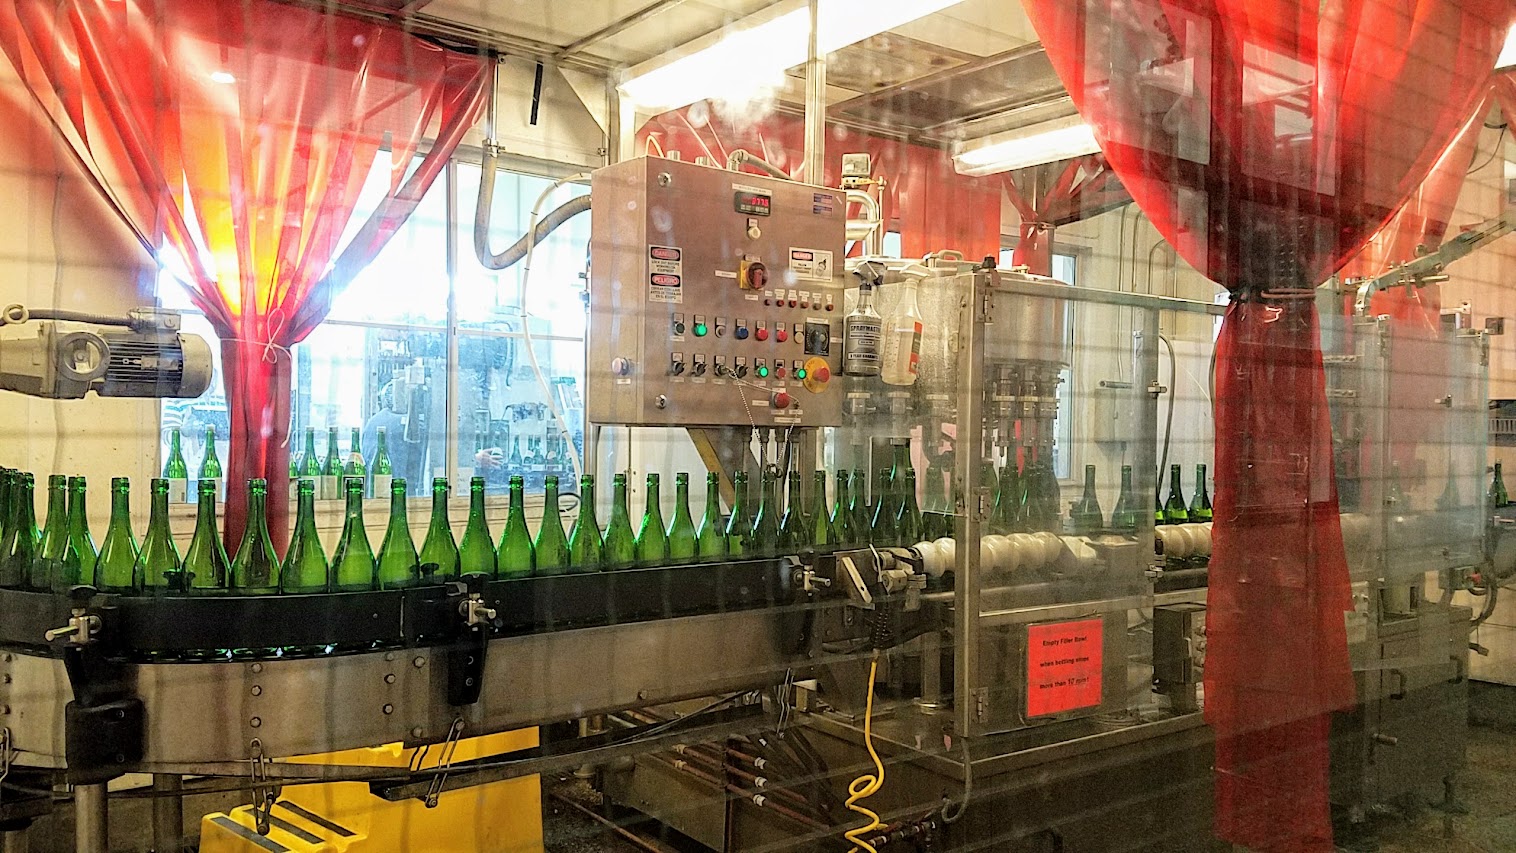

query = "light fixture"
[
  {"left": 951, "top": 115, "right": 1101, "bottom": 177},
  {"left": 618, "top": 0, "right": 966, "bottom": 112},
  {"left": 1498, "top": 23, "right": 1516, "bottom": 71},
  {"left": 209, "top": 70, "right": 236, "bottom": 85}
]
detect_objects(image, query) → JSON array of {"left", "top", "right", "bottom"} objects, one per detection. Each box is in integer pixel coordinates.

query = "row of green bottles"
[
  {"left": 161, "top": 426, "right": 222, "bottom": 502},
  {"left": 984, "top": 446, "right": 1060, "bottom": 534},
  {"left": 289, "top": 426, "right": 393, "bottom": 501},
  {"left": 1159, "top": 464, "right": 1213, "bottom": 526},
  {"left": 0, "top": 470, "right": 97, "bottom": 592}
]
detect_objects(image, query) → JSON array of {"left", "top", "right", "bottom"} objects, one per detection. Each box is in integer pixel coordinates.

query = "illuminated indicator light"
[
  {"left": 757, "top": 364, "right": 770, "bottom": 377},
  {"left": 694, "top": 323, "right": 708, "bottom": 337},
  {"left": 796, "top": 368, "right": 807, "bottom": 379}
]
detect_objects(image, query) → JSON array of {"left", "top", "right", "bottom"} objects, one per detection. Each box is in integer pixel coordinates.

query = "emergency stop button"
[
  {"left": 802, "top": 357, "right": 831, "bottom": 394},
  {"left": 771, "top": 391, "right": 792, "bottom": 410}
]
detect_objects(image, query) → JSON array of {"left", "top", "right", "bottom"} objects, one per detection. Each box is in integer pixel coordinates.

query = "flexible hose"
[
  {"left": 473, "top": 148, "right": 592, "bottom": 272},
  {"left": 1157, "top": 333, "right": 1177, "bottom": 491},
  {"left": 844, "top": 655, "right": 885, "bottom": 853},
  {"left": 727, "top": 149, "right": 791, "bottom": 180}
]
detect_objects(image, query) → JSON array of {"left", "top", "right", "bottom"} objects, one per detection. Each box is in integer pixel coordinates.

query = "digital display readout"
[{"left": 734, "top": 189, "right": 772, "bottom": 216}]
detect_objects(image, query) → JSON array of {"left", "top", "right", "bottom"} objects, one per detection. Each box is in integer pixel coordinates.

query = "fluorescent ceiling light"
[
  {"left": 952, "top": 115, "right": 1101, "bottom": 177},
  {"left": 619, "top": 0, "right": 965, "bottom": 111},
  {"left": 1498, "top": 24, "right": 1516, "bottom": 71}
]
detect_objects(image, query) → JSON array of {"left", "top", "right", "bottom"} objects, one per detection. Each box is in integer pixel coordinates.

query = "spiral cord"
[{"left": 843, "top": 653, "right": 885, "bottom": 852}]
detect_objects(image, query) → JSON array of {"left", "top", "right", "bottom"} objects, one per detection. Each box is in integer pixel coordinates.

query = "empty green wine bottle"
[
  {"left": 849, "top": 468, "right": 870, "bottom": 544},
  {"left": 1163, "top": 464, "right": 1189, "bottom": 524},
  {"left": 498, "top": 475, "right": 535, "bottom": 579},
  {"left": 1110, "top": 465, "right": 1138, "bottom": 532},
  {"left": 751, "top": 469, "right": 781, "bottom": 558},
  {"left": 603, "top": 473, "right": 638, "bottom": 570},
  {"left": 163, "top": 428, "right": 189, "bottom": 503},
  {"left": 231, "top": 479, "right": 279, "bottom": 594},
  {"left": 67, "top": 476, "right": 95, "bottom": 574},
  {"left": 696, "top": 472, "right": 725, "bottom": 559},
  {"left": 1438, "top": 456, "right": 1461, "bottom": 512},
  {"left": 0, "top": 470, "right": 13, "bottom": 551},
  {"left": 199, "top": 425, "right": 223, "bottom": 500},
  {"left": 1070, "top": 465, "right": 1103, "bottom": 534},
  {"left": 183, "top": 479, "right": 229, "bottom": 593},
  {"left": 345, "top": 428, "right": 367, "bottom": 496},
  {"left": 331, "top": 477, "right": 376, "bottom": 590},
  {"left": 34, "top": 475, "right": 72, "bottom": 591},
  {"left": 458, "top": 477, "right": 497, "bottom": 579},
  {"left": 896, "top": 468, "right": 923, "bottom": 545},
  {"left": 778, "top": 470, "right": 808, "bottom": 554},
  {"left": 666, "top": 473, "right": 698, "bottom": 564},
  {"left": 282, "top": 479, "right": 328, "bottom": 593},
  {"left": 535, "top": 475, "right": 570, "bottom": 575},
  {"left": 1491, "top": 462, "right": 1510, "bottom": 509},
  {"left": 320, "top": 427, "right": 342, "bottom": 500},
  {"left": 922, "top": 454, "right": 952, "bottom": 539},
  {"left": 810, "top": 470, "right": 836, "bottom": 552},
  {"left": 299, "top": 427, "right": 322, "bottom": 499},
  {"left": 832, "top": 470, "right": 856, "bottom": 549},
  {"left": 993, "top": 460, "right": 1020, "bottom": 534},
  {"left": 1155, "top": 489, "right": 1164, "bottom": 526},
  {"left": 507, "top": 436, "right": 523, "bottom": 468},
  {"left": 870, "top": 468, "right": 898, "bottom": 547},
  {"left": 372, "top": 428, "right": 394, "bottom": 498},
  {"left": 1189, "top": 464, "right": 1213, "bottom": 522},
  {"left": 95, "top": 477, "right": 138, "bottom": 593},
  {"left": 136, "top": 478, "right": 182, "bottom": 591},
  {"left": 418, "top": 478, "right": 458, "bottom": 580},
  {"left": 890, "top": 440, "right": 913, "bottom": 483},
  {"left": 2, "top": 473, "right": 38, "bottom": 589},
  {"left": 377, "top": 479, "right": 418, "bottom": 589},
  {"left": 568, "top": 474, "right": 604, "bottom": 572},
  {"left": 725, "top": 471, "right": 751, "bottom": 557},
  {"left": 635, "top": 473, "right": 669, "bottom": 568}
]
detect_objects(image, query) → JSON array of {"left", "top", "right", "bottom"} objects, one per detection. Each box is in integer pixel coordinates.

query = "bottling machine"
[{"left": 0, "top": 155, "right": 1492, "bottom": 853}]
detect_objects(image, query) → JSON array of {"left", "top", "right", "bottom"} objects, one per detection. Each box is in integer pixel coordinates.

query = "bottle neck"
[
  {"left": 170, "top": 432, "right": 182, "bottom": 456},
  {"left": 431, "top": 489, "right": 449, "bottom": 522},
  {"left": 644, "top": 483, "right": 659, "bottom": 511},
  {"left": 328, "top": 432, "right": 339, "bottom": 453},
  {"left": 581, "top": 485, "right": 597, "bottom": 513},
  {"left": 509, "top": 483, "right": 525, "bottom": 510},
  {"left": 196, "top": 490, "right": 219, "bottom": 528},
  {"left": 306, "top": 431, "right": 318, "bottom": 455},
  {"left": 544, "top": 484, "right": 560, "bottom": 511},
  {"left": 1170, "top": 468, "right": 1183, "bottom": 490},
  {"left": 150, "top": 489, "right": 169, "bottom": 525},
  {"left": 377, "top": 432, "right": 388, "bottom": 454},
  {"left": 390, "top": 489, "right": 407, "bottom": 519},
  {"left": 675, "top": 481, "right": 688, "bottom": 505},
  {"left": 46, "top": 487, "right": 66, "bottom": 523},
  {"left": 469, "top": 488, "right": 485, "bottom": 516},
  {"left": 1084, "top": 467, "right": 1096, "bottom": 491},
  {"left": 110, "top": 490, "right": 131, "bottom": 525},
  {"left": 1120, "top": 468, "right": 1133, "bottom": 490}
]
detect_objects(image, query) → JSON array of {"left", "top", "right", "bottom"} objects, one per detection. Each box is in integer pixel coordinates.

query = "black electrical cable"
[{"left": 1468, "top": 126, "right": 1507, "bottom": 175}]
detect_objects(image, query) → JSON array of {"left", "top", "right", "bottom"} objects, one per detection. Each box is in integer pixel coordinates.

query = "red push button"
[
  {"left": 756, "top": 327, "right": 769, "bottom": 341},
  {"left": 814, "top": 366, "right": 831, "bottom": 383},
  {"left": 775, "top": 364, "right": 788, "bottom": 379},
  {"left": 776, "top": 328, "right": 789, "bottom": 343},
  {"left": 771, "top": 391, "right": 792, "bottom": 410},
  {"left": 787, "top": 299, "right": 797, "bottom": 308}
]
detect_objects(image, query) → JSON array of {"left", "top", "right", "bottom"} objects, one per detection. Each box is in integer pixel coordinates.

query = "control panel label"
[
  {"left": 1025, "top": 618, "right": 1103, "bottom": 718},
  {"left": 733, "top": 186, "right": 773, "bottom": 216},
  {"left": 649, "top": 245, "right": 683, "bottom": 276},
  {"left": 650, "top": 272, "right": 683, "bottom": 303},
  {"left": 789, "top": 248, "right": 834, "bottom": 282}
]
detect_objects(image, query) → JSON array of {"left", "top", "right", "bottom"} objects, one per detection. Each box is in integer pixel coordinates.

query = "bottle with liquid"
[
  {"left": 458, "top": 477, "right": 497, "bottom": 579},
  {"left": 282, "top": 479, "right": 327, "bottom": 593},
  {"left": 725, "top": 471, "right": 751, "bottom": 557},
  {"left": 95, "top": 477, "right": 138, "bottom": 593},
  {"left": 372, "top": 428, "right": 394, "bottom": 498},
  {"left": 635, "top": 473, "right": 669, "bottom": 568},
  {"left": 163, "top": 428, "right": 189, "bottom": 503},
  {"left": 231, "top": 480, "right": 279, "bottom": 594},
  {"left": 602, "top": 473, "right": 637, "bottom": 570},
  {"left": 331, "top": 478, "right": 376, "bottom": 591},
  {"left": 34, "top": 475, "right": 72, "bottom": 591},
  {"left": 832, "top": 470, "right": 856, "bottom": 549},
  {"left": 535, "top": 475, "right": 571, "bottom": 576},
  {"left": 418, "top": 478, "right": 459, "bottom": 580},
  {"left": 320, "top": 427, "right": 342, "bottom": 500},
  {"left": 67, "top": 476, "right": 95, "bottom": 574},
  {"left": 1069, "top": 465, "right": 1103, "bottom": 534},
  {"left": 1163, "top": 464, "right": 1189, "bottom": 525},
  {"left": 1110, "top": 465, "right": 1139, "bottom": 532},
  {"left": 136, "top": 478, "right": 181, "bottom": 592},
  {"left": 1189, "top": 464, "right": 1213, "bottom": 522},
  {"left": 299, "top": 427, "right": 322, "bottom": 500},
  {"left": 850, "top": 468, "right": 871, "bottom": 543},
  {"left": 750, "top": 469, "right": 781, "bottom": 558},
  {"left": 808, "top": 470, "right": 836, "bottom": 552},
  {"left": 1490, "top": 462, "right": 1508, "bottom": 509},
  {"left": 377, "top": 479, "right": 418, "bottom": 589},
  {"left": 993, "top": 459, "right": 1020, "bottom": 534},
  {"left": 1, "top": 473, "right": 37, "bottom": 588},
  {"left": 498, "top": 475, "right": 535, "bottom": 579},
  {"left": 879, "top": 276, "right": 924, "bottom": 386},
  {"left": 667, "top": 473, "right": 698, "bottom": 564},
  {"left": 199, "top": 425, "right": 223, "bottom": 501},
  {"left": 696, "top": 472, "right": 726, "bottom": 559},
  {"left": 841, "top": 280, "right": 883, "bottom": 377},
  {"left": 778, "top": 471, "right": 809, "bottom": 554},
  {"left": 1155, "top": 490, "right": 1165, "bottom": 526},
  {"left": 896, "top": 468, "right": 923, "bottom": 545},
  {"left": 345, "top": 428, "right": 367, "bottom": 495},
  {"left": 568, "top": 474, "right": 604, "bottom": 572},
  {"left": 871, "top": 469, "right": 899, "bottom": 547},
  {"left": 183, "top": 479, "right": 229, "bottom": 593}
]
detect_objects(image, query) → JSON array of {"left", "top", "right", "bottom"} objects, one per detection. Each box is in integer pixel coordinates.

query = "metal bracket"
[
  {"left": 445, "top": 579, "right": 494, "bottom": 707},
  {"left": 247, "top": 738, "right": 278, "bottom": 836},
  {"left": 424, "top": 718, "right": 466, "bottom": 808}
]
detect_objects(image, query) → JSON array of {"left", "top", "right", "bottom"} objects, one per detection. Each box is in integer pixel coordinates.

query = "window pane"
[
  {"left": 158, "top": 314, "right": 229, "bottom": 478},
  {"left": 454, "top": 333, "right": 585, "bottom": 494}
]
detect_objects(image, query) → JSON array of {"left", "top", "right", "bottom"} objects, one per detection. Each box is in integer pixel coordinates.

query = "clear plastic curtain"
[{"left": 0, "top": 0, "right": 489, "bottom": 547}]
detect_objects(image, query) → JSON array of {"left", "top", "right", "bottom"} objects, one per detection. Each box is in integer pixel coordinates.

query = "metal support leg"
[
  {"left": 2, "top": 829, "right": 27, "bottom": 853},
  {"left": 74, "top": 784, "right": 107, "bottom": 853},
  {"left": 152, "top": 774, "right": 183, "bottom": 853}
]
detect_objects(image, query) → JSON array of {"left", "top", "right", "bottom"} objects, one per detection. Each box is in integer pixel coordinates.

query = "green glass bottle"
[
  {"left": 2, "top": 473, "right": 38, "bottom": 589},
  {"left": 498, "top": 475, "right": 535, "bottom": 579},
  {"left": 635, "top": 473, "right": 669, "bottom": 568},
  {"left": 750, "top": 468, "right": 781, "bottom": 558},
  {"left": 778, "top": 471, "right": 809, "bottom": 554},
  {"left": 896, "top": 468, "right": 923, "bottom": 545},
  {"left": 458, "top": 476, "right": 497, "bottom": 579},
  {"left": 163, "top": 427, "right": 189, "bottom": 503},
  {"left": 67, "top": 476, "right": 95, "bottom": 574},
  {"left": 849, "top": 468, "right": 871, "bottom": 544},
  {"left": 230, "top": 479, "right": 279, "bottom": 595},
  {"left": 870, "top": 468, "right": 898, "bottom": 547},
  {"left": 602, "top": 473, "right": 638, "bottom": 570},
  {"left": 33, "top": 475, "right": 72, "bottom": 591},
  {"left": 199, "top": 425, "right": 223, "bottom": 500},
  {"left": 1189, "top": 464, "right": 1213, "bottom": 522},
  {"left": 922, "top": 455, "right": 952, "bottom": 540},
  {"left": 281, "top": 479, "right": 328, "bottom": 593},
  {"left": 1155, "top": 490, "right": 1165, "bottom": 526},
  {"left": 320, "top": 427, "right": 342, "bottom": 500},
  {"left": 1070, "top": 465, "right": 1103, "bottom": 534},
  {"left": 1438, "top": 456, "right": 1461, "bottom": 512},
  {"left": 568, "top": 474, "right": 604, "bottom": 572},
  {"left": 345, "top": 428, "right": 367, "bottom": 497},
  {"left": 890, "top": 441, "right": 912, "bottom": 483},
  {"left": 832, "top": 470, "right": 856, "bottom": 549},
  {"left": 695, "top": 472, "right": 725, "bottom": 560},
  {"left": 95, "top": 477, "right": 138, "bottom": 593},
  {"left": 1491, "top": 462, "right": 1510, "bottom": 509},
  {"left": 289, "top": 443, "right": 301, "bottom": 499},
  {"left": 372, "top": 427, "right": 394, "bottom": 498},
  {"left": 1163, "top": 464, "right": 1189, "bottom": 524},
  {"left": 666, "top": 473, "right": 698, "bottom": 564},
  {"left": 810, "top": 470, "right": 836, "bottom": 552},
  {"left": 724, "top": 471, "right": 751, "bottom": 557},
  {"left": 535, "top": 475, "right": 571, "bottom": 575},
  {"left": 376, "top": 479, "right": 418, "bottom": 589},
  {"left": 300, "top": 427, "right": 322, "bottom": 491},
  {"left": 136, "top": 478, "right": 181, "bottom": 591},
  {"left": 0, "top": 470, "right": 13, "bottom": 551},
  {"left": 183, "top": 479, "right": 230, "bottom": 593},
  {"left": 418, "top": 478, "right": 459, "bottom": 580},
  {"left": 331, "top": 477, "right": 377, "bottom": 590},
  {"left": 993, "top": 460, "right": 1020, "bottom": 534},
  {"left": 1110, "top": 465, "right": 1139, "bottom": 532}
]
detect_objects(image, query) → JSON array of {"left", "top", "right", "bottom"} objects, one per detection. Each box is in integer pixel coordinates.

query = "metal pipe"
[
  {"left": 549, "top": 790, "right": 672, "bottom": 853},
  {"left": 152, "top": 774, "right": 184, "bottom": 853},
  {"left": 486, "top": 59, "right": 500, "bottom": 144},
  {"left": 802, "top": 0, "right": 826, "bottom": 184},
  {"left": 555, "top": 0, "right": 690, "bottom": 59},
  {"left": 726, "top": 149, "right": 790, "bottom": 180},
  {"left": 846, "top": 189, "right": 883, "bottom": 256},
  {"left": 645, "top": 753, "right": 829, "bottom": 831},
  {"left": 74, "top": 784, "right": 107, "bottom": 853}
]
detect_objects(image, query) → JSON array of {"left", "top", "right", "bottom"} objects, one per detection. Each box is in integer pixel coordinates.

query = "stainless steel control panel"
[{"left": 587, "top": 157, "right": 845, "bottom": 427}]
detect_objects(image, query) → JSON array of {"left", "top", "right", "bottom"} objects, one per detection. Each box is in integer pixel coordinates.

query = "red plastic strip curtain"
[
  {"left": 0, "top": 0, "right": 489, "bottom": 548},
  {"left": 1021, "top": 1, "right": 1508, "bottom": 850},
  {"left": 1003, "top": 154, "right": 1129, "bottom": 275}
]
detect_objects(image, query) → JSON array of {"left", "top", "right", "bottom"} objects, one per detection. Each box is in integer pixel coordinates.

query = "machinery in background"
[{"left": 0, "top": 304, "right": 212, "bottom": 399}]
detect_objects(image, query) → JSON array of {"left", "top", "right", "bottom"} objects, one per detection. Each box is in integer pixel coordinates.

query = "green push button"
[
  {"left": 693, "top": 322, "right": 708, "bottom": 337},
  {"left": 756, "top": 364, "right": 770, "bottom": 378},
  {"left": 795, "top": 367, "right": 807, "bottom": 379}
]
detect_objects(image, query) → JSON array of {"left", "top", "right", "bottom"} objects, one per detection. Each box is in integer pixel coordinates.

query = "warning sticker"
[
  {"left": 650, "top": 272, "right": 683, "bottom": 304},
  {"left": 649, "top": 245, "right": 682, "bottom": 276},
  {"left": 1025, "top": 618, "right": 1103, "bottom": 717},
  {"left": 789, "top": 248, "right": 834, "bottom": 282}
]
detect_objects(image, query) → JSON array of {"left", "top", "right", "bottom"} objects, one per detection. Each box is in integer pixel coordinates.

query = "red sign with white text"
[{"left": 1026, "top": 618, "right": 1103, "bottom": 717}]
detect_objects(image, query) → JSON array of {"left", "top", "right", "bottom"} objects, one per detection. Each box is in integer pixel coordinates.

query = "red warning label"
[{"left": 1026, "top": 618, "right": 1103, "bottom": 717}]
